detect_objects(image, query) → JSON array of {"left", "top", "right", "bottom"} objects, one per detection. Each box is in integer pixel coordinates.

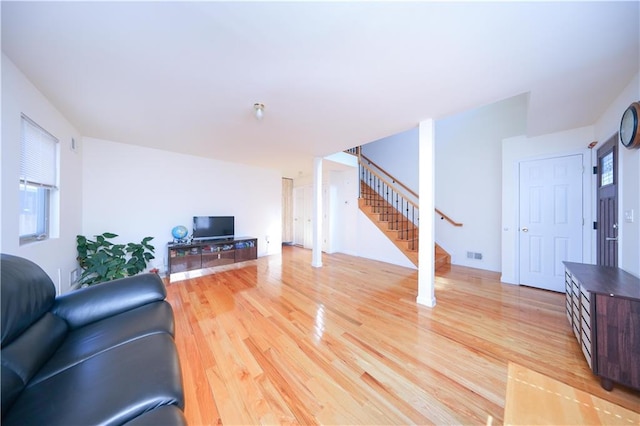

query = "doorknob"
[
  {"left": 521, "top": 227, "right": 529, "bottom": 232},
  {"left": 605, "top": 237, "right": 618, "bottom": 241}
]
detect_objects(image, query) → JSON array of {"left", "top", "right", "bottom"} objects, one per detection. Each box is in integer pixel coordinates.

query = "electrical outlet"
[
  {"left": 70, "top": 268, "right": 79, "bottom": 283},
  {"left": 624, "top": 209, "right": 634, "bottom": 223}
]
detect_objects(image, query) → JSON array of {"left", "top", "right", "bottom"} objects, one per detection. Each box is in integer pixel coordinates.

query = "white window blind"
[{"left": 20, "top": 114, "right": 58, "bottom": 188}]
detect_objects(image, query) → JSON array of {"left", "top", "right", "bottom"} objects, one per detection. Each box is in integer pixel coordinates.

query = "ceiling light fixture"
[{"left": 254, "top": 103, "right": 265, "bottom": 120}]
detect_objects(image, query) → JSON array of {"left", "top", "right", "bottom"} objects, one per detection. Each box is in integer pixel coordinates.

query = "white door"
[
  {"left": 519, "top": 155, "right": 583, "bottom": 292},
  {"left": 293, "top": 185, "right": 314, "bottom": 248},
  {"left": 303, "top": 186, "right": 313, "bottom": 249},
  {"left": 293, "top": 187, "right": 305, "bottom": 246}
]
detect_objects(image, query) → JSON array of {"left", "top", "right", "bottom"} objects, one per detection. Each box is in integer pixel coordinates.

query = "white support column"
[
  {"left": 417, "top": 119, "right": 436, "bottom": 307},
  {"left": 312, "top": 157, "right": 323, "bottom": 268}
]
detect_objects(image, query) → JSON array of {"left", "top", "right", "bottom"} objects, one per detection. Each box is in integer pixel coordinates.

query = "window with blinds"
[{"left": 19, "top": 114, "right": 58, "bottom": 244}]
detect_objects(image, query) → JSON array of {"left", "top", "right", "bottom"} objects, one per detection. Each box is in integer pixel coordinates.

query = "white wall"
[
  {"left": 354, "top": 210, "right": 416, "bottom": 269},
  {"left": 594, "top": 72, "right": 640, "bottom": 277},
  {"left": 323, "top": 169, "right": 353, "bottom": 254},
  {"left": 435, "top": 94, "right": 528, "bottom": 272},
  {"left": 329, "top": 168, "right": 359, "bottom": 256},
  {"left": 1, "top": 54, "right": 83, "bottom": 294},
  {"left": 82, "top": 138, "right": 282, "bottom": 274},
  {"left": 501, "top": 126, "right": 595, "bottom": 284},
  {"left": 361, "top": 127, "right": 419, "bottom": 193}
]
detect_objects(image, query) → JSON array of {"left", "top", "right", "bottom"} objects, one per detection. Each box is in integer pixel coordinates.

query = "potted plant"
[{"left": 76, "top": 232, "right": 155, "bottom": 285}]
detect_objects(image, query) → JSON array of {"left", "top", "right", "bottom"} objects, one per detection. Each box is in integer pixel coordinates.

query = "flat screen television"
[{"left": 192, "top": 216, "right": 235, "bottom": 241}]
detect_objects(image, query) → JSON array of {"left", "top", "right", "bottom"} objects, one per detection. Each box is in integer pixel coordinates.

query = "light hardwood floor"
[{"left": 164, "top": 246, "right": 639, "bottom": 425}]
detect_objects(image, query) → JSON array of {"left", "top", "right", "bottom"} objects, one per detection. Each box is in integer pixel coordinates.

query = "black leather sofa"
[{"left": 1, "top": 253, "right": 186, "bottom": 425}]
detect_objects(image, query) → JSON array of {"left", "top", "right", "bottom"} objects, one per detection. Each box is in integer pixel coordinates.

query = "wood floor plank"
[
  {"left": 165, "top": 246, "right": 639, "bottom": 425},
  {"left": 169, "top": 283, "right": 221, "bottom": 425}
]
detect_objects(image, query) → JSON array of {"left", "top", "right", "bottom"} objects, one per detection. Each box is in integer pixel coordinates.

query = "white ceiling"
[{"left": 2, "top": 1, "right": 638, "bottom": 177}]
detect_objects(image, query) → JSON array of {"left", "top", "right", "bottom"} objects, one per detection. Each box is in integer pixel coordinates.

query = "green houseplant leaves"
[{"left": 76, "top": 232, "right": 155, "bottom": 285}]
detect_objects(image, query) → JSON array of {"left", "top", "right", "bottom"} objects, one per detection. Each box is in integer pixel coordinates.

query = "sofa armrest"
[{"left": 52, "top": 273, "right": 167, "bottom": 329}]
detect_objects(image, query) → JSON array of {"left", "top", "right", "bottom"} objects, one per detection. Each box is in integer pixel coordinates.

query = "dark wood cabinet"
[
  {"left": 564, "top": 262, "right": 640, "bottom": 391},
  {"left": 168, "top": 246, "right": 202, "bottom": 273},
  {"left": 233, "top": 239, "right": 257, "bottom": 264},
  {"left": 168, "top": 237, "right": 257, "bottom": 275},
  {"left": 595, "top": 296, "right": 640, "bottom": 390}
]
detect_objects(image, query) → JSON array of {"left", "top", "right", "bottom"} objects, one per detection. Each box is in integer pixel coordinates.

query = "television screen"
[{"left": 192, "top": 216, "right": 234, "bottom": 241}]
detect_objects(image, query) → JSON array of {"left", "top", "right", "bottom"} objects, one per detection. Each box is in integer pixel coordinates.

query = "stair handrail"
[
  {"left": 358, "top": 150, "right": 463, "bottom": 228},
  {"left": 360, "top": 161, "right": 418, "bottom": 209},
  {"left": 434, "top": 208, "right": 463, "bottom": 227}
]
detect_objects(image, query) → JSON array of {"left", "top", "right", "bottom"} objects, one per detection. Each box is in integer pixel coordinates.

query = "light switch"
[{"left": 624, "top": 209, "right": 634, "bottom": 223}]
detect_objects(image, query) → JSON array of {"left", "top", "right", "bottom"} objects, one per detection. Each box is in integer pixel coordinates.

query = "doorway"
[
  {"left": 596, "top": 135, "right": 618, "bottom": 267},
  {"left": 293, "top": 186, "right": 312, "bottom": 248},
  {"left": 518, "top": 154, "right": 583, "bottom": 292}
]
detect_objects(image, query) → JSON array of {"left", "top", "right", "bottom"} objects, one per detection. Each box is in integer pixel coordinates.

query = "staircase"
[
  {"left": 359, "top": 181, "right": 419, "bottom": 266},
  {"left": 357, "top": 162, "right": 453, "bottom": 271},
  {"left": 434, "top": 243, "right": 451, "bottom": 271}
]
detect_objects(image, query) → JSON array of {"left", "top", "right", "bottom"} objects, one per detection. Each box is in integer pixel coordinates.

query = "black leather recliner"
[{"left": 1, "top": 253, "right": 186, "bottom": 425}]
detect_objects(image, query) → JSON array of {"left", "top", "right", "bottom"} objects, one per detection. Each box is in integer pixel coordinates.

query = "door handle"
[
  {"left": 521, "top": 227, "right": 529, "bottom": 232},
  {"left": 605, "top": 237, "right": 618, "bottom": 241}
]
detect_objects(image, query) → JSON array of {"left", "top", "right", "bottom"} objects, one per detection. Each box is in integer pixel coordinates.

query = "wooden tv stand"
[
  {"left": 167, "top": 237, "right": 257, "bottom": 274},
  {"left": 563, "top": 262, "right": 640, "bottom": 391}
]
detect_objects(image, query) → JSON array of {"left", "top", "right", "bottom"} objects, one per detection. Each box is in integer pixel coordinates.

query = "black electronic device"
[{"left": 192, "top": 216, "right": 235, "bottom": 241}]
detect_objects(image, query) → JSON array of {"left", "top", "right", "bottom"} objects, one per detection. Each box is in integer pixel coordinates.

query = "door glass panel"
[{"left": 601, "top": 152, "right": 614, "bottom": 186}]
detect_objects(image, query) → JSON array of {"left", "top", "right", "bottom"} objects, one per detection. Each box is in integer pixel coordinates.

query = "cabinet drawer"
[
  {"left": 572, "top": 322, "right": 580, "bottom": 340},
  {"left": 581, "top": 318, "right": 591, "bottom": 342},
  {"left": 581, "top": 339, "right": 592, "bottom": 369},
  {"left": 581, "top": 304, "right": 591, "bottom": 324},
  {"left": 572, "top": 284, "right": 580, "bottom": 308},
  {"left": 169, "top": 254, "right": 201, "bottom": 273},
  {"left": 235, "top": 246, "right": 257, "bottom": 262},
  {"left": 202, "top": 251, "right": 235, "bottom": 268},
  {"left": 580, "top": 285, "right": 591, "bottom": 302},
  {"left": 581, "top": 293, "right": 591, "bottom": 310}
]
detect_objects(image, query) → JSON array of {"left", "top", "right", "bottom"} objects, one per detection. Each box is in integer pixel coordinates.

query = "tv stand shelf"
[{"left": 167, "top": 237, "right": 257, "bottom": 274}]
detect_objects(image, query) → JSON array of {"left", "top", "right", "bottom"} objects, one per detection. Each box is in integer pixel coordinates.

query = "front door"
[
  {"left": 519, "top": 154, "right": 583, "bottom": 292},
  {"left": 596, "top": 135, "right": 618, "bottom": 267}
]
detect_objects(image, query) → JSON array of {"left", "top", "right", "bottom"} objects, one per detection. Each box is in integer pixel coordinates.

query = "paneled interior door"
[{"left": 518, "top": 154, "right": 583, "bottom": 292}]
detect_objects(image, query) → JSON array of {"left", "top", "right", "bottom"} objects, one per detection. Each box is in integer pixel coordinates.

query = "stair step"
[
  {"left": 387, "top": 221, "right": 417, "bottom": 231},
  {"left": 387, "top": 229, "right": 418, "bottom": 240},
  {"left": 435, "top": 243, "right": 451, "bottom": 272},
  {"left": 375, "top": 212, "right": 402, "bottom": 219}
]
